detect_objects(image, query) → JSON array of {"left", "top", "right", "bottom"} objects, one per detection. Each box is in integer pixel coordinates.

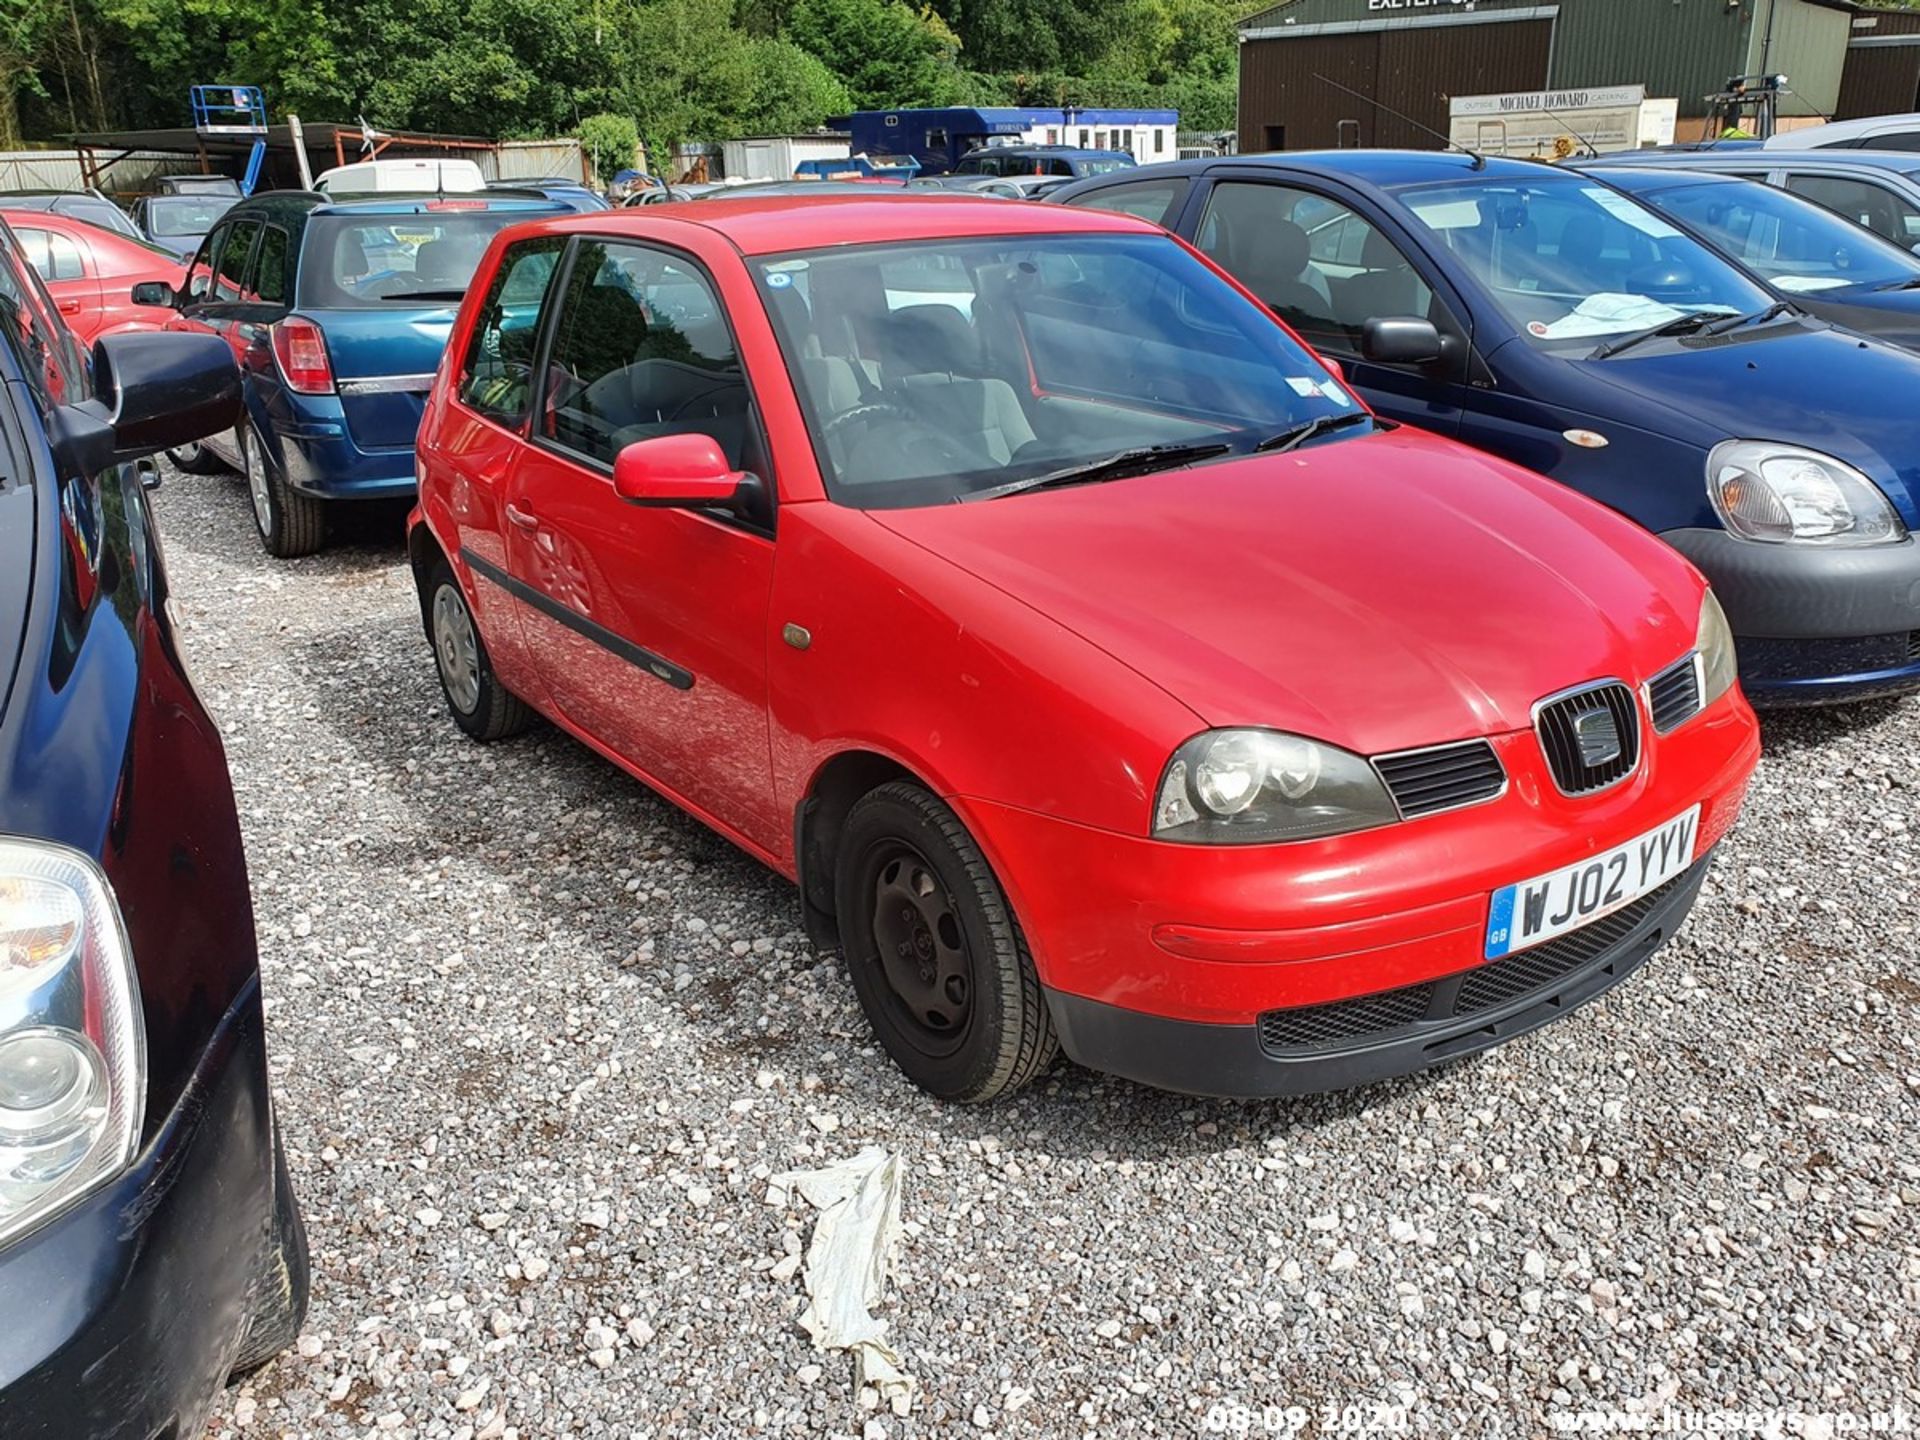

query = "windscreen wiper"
[
  {"left": 379, "top": 288, "right": 470, "bottom": 302},
  {"left": 1251, "top": 410, "right": 1374, "bottom": 455},
  {"left": 961, "top": 441, "right": 1231, "bottom": 503},
  {"left": 1876, "top": 277, "right": 1920, "bottom": 292},
  {"left": 1588, "top": 311, "right": 1722, "bottom": 360}
]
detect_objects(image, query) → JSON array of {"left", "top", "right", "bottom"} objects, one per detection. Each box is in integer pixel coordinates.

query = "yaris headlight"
[
  {"left": 0, "top": 840, "right": 144, "bottom": 1246},
  {"left": 1153, "top": 729, "right": 1399, "bottom": 844},
  {"left": 1707, "top": 441, "right": 1907, "bottom": 545}
]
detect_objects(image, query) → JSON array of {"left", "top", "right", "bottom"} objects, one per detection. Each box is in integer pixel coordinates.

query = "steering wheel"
[
  {"left": 822, "top": 400, "right": 922, "bottom": 440},
  {"left": 822, "top": 400, "right": 982, "bottom": 476}
]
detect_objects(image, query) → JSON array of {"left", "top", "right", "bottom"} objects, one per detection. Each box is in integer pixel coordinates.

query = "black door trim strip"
[{"left": 460, "top": 546, "right": 695, "bottom": 691}]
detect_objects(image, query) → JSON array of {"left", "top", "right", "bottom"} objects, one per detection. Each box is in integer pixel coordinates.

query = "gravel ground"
[{"left": 153, "top": 465, "right": 1920, "bottom": 1440}]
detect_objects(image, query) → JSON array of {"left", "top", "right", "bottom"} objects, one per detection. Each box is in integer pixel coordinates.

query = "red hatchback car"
[
  {"left": 408, "top": 198, "right": 1761, "bottom": 1101},
  {"left": 0, "top": 208, "right": 183, "bottom": 345}
]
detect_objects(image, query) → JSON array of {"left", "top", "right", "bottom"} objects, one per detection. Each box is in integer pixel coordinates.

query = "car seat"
[{"left": 1336, "top": 228, "right": 1427, "bottom": 331}]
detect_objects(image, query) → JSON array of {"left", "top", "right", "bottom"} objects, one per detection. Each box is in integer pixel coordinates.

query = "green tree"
[
  {"left": 578, "top": 110, "right": 638, "bottom": 180},
  {"left": 786, "top": 0, "right": 968, "bottom": 109}
]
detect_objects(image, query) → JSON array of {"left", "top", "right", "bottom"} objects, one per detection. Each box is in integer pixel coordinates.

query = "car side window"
[
  {"left": 184, "top": 224, "right": 226, "bottom": 303},
  {"left": 1195, "top": 181, "right": 1432, "bottom": 354},
  {"left": 214, "top": 220, "right": 260, "bottom": 301},
  {"left": 456, "top": 236, "right": 567, "bottom": 426},
  {"left": 539, "top": 240, "right": 753, "bottom": 472},
  {"left": 251, "top": 225, "right": 291, "bottom": 305},
  {"left": 15, "top": 227, "right": 85, "bottom": 282},
  {"left": 1067, "top": 178, "right": 1189, "bottom": 226},
  {"left": 1784, "top": 173, "right": 1920, "bottom": 246},
  {"left": 0, "top": 227, "right": 86, "bottom": 408},
  {"left": 1862, "top": 132, "right": 1920, "bottom": 152}
]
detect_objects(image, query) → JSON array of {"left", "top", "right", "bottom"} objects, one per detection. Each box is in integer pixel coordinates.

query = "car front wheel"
[
  {"left": 241, "top": 422, "right": 325, "bottom": 559},
  {"left": 834, "top": 782, "right": 1057, "bottom": 1102},
  {"left": 167, "top": 439, "right": 227, "bottom": 474}
]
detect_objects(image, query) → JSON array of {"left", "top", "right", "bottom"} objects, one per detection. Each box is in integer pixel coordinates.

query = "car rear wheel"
[
  {"left": 834, "top": 782, "right": 1057, "bottom": 1102},
  {"left": 427, "top": 561, "right": 532, "bottom": 741},
  {"left": 241, "top": 422, "right": 325, "bottom": 559},
  {"left": 229, "top": 1123, "right": 309, "bottom": 1378},
  {"left": 167, "top": 440, "right": 227, "bottom": 474}
]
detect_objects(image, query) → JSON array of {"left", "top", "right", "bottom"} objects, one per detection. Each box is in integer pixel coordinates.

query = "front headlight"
[
  {"left": 0, "top": 840, "right": 144, "bottom": 1246},
  {"left": 1697, "top": 588, "right": 1738, "bottom": 706},
  {"left": 1153, "top": 729, "right": 1400, "bottom": 844},
  {"left": 1707, "top": 441, "right": 1907, "bottom": 545}
]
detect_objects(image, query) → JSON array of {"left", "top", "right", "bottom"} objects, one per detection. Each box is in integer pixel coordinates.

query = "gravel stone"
[{"left": 156, "top": 472, "right": 1920, "bottom": 1438}]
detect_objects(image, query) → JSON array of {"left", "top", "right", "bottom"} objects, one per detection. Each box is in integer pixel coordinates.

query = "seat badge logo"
[{"left": 1571, "top": 706, "right": 1622, "bottom": 767}]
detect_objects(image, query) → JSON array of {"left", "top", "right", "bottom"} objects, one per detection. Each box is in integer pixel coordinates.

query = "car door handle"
[
  {"left": 56, "top": 298, "right": 81, "bottom": 314},
  {"left": 503, "top": 502, "right": 538, "bottom": 530}
]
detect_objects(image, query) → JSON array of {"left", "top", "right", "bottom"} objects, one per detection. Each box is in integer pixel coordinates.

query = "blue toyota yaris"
[
  {"left": 136, "top": 190, "right": 565, "bottom": 557},
  {"left": 1055, "top": 152, "right": 1920, "bottom": 707}
]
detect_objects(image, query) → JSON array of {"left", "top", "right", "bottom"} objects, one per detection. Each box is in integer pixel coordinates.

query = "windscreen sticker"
[
  {"left": 1286, "top": 376, "right": 1354, "bottom": 406},
  {"left": 1580, "top": 187, "right": 1684, "bottom": 240},
  {"left": 765, "top": 271, "right": 794, "bottom": 289}
]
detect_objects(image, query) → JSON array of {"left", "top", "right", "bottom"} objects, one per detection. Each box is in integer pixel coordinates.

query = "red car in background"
[
  {"left": 408, "top": 197, "right": 1761, "bottom": 1101},
  {"left": 0, "top": 208, "right": 183, "bottom": 345}
]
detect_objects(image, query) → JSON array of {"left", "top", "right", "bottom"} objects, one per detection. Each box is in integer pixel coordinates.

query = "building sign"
[
  {"left": 1451, "top": 86, "right": 1647, "bottom": 117},
  {"left": 1449, "top": 87, "right": 1675, "bottom": 157},
  {"left": 1366, "top": 0, "right": 1474, "bottom": 10}
]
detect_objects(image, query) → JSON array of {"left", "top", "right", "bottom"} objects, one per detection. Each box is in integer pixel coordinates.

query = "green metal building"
[{"left": 1236, "top": 0, "right": 1858, "bottom": 153}]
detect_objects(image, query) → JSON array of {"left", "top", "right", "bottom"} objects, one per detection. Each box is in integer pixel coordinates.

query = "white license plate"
[{"left": 1484, "top": 806, "right": 1700, "bottom": 960}]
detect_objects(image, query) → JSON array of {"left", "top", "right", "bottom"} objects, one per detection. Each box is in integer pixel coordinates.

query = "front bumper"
[
  {"left": 957, "top": 688, "right": 1758, "bottom": 1096},
  {"left": 0, "top": 979, "right": 276, "bottom": 1438},
  {"left": 1049, "top": 855, "right": 1710, "bottom": 1098},
  {"left": 1661, "top": 527, "right": 1920, "bottom": 706}
]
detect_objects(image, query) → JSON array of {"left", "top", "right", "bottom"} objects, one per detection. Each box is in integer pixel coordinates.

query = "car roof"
[
  {"left": 1580, "top": 166, "right": 1750, "bottom": 193},
  {"left": 1588, "top": 146, "right": 1920, "bottom": 175},
  {"left": 528, "top": 193, "right": 1154, "bottom": 255},
  {"left": 1767, "top": 114, "right": 1920, "bottom": 146},
  {"left": 219, "top": 191, "right": 568, "bottom": 221},
  {"left": 1059, "top": 149, "right": 1555, "bottom": 191}
]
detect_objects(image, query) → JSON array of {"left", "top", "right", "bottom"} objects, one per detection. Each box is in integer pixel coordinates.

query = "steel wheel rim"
[
  {"left": 244, "top": 430, "right": 272, "bottom": 535},
  {"left": 432, "top": 586, "right": 482, "bottom": 714},
  {"left": 863, "top": 840, "right": 974, "bottom": 1059},
  {"left": 172, "top": 442, "right": 202, "bottom": 465}
]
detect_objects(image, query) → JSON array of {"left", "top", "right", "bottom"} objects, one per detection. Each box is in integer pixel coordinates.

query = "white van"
[{"left": 313, "top": 158, "right": 487, "bottom": 195}]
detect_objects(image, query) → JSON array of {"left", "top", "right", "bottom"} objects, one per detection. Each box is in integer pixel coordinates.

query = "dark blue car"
[
  {"left": 139, "top": 190, "right": 566, "bottom": 557},
  {"left": 0, "top": 217, "right": 304, "bottom": 1434},
  {"left": 1055, "top": 152, "right": 1920, "bottom": 707},
  {"left": 1572, "top": 166, "right": 1920, "bottom": 355}
]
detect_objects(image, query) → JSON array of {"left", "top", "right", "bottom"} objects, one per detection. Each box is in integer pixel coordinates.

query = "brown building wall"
[{"left": 1237, "top": 18, "right": 1553, "bottom": 154}]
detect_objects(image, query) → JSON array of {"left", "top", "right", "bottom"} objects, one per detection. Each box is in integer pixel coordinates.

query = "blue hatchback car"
[
  {"left": 1056, "top": 152, "right": 1920, "bottom": 706},
  {"left": 137, "top": 190, "right": 566, "bottom": 556}
]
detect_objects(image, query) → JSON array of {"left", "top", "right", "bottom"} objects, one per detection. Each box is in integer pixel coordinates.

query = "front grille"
[
  {"left": 1646, "top": 654, "right": 1703, "bottom": 734},
  {"left": 1258, "top": 981, "right": 1435, "bottom": 1051},
  {"left": 1373, "top": 740, "right": 1506, "bottom": 818},
  {"left": 1255, "top": 865, "right": 1697, "bottom": 1058},
  {"left": 1535, "top": 681, "right": 1640, "bottom": 795}
]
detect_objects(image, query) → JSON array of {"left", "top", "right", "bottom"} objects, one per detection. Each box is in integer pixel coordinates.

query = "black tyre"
[
  {"left": 230, "top": 1125, "right": 309, "bottom": 1378},
  {"left": 241, "top": 422, "right": 326, "bottom": 559},
  {"left": 426, "top": 561, "right": 532, "bottom": 741},
  {"left": 834, "top": 782, "right": 1057, "bottom": 1102},
  {"left": 167, "top": 439, "right": 227, "bottom": 474}
]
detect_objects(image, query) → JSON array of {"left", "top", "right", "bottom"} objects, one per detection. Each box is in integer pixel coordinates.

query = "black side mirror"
[
  {"left": 45, "top": 331, "right": 241, "bottom": 478},
  {"left": 130, "top": 280, "right": 176, "bottom": 308},
  {"left": 1360, "top": 316, "right": 1445, "bottom": 366}
]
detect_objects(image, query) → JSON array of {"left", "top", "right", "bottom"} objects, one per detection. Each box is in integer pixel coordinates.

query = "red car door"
[
  {"left": 428, "top": 235, "right": 571, "bottom": 703},
  {"left": 11, "top": 223, "right": 102, "bottom": 342},
  {"left": 501, "top": 235, "right": 780, "bottom": 854}
]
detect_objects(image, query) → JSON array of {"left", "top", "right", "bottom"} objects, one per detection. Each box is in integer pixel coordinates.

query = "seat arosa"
[{"left": 408, "top": 198, "right": 1761, "bottom": 1101}]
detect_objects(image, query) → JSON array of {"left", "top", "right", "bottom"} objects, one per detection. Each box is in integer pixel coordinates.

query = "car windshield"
[
  {"left": 754, "top": 231, "right": 1369, "bottom": 508},
  {"left": 147, "top": 196, "right": 234, "bottom": 238},
  {"left": 1396, "top": 175, "right": 1773, "bottom": 348},
  {"left": 299, "top": 209, "right": 542, "bottom": 307},
  {"left": 1631, "top": 177, "right": 1920, "bottom": 293},
  {"left": 1077, "top": 156, "right": 1136, "bottom": 175}
]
